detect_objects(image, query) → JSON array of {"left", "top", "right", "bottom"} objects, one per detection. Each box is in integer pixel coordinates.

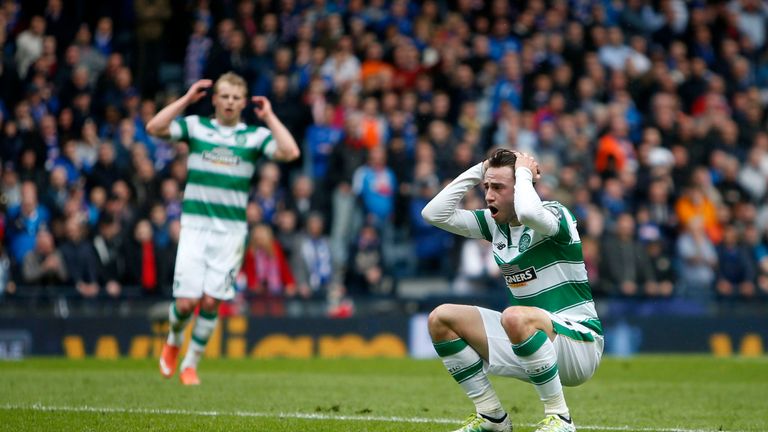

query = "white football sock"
[
  {"left": 512, "top": 330, "right": 569, "bottom": 417},
  {"left": 434, "top": 338, "right": 505, "bottom": 418},
  {"left": 180, "top": 309, "right": 218, "bottom": 370}
]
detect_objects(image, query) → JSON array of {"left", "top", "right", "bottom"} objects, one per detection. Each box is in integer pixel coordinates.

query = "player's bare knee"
[
  {"left": 200, "top": 296, "right": 219, "bottom": 313},
  {"left": 175, "top": 298, "right": 197, "bottom": 315},
  {"left": 500, "top": 306, "right": 529, "bottom": 337},
  {"left": 428, "top": 304, "right": 458, "bottom": 338}
]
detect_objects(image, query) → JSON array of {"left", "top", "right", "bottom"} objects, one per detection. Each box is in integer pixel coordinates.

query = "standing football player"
[
  {"left": 422, "top": 149, "right": 603, "bottom": 432},
  {"left": 147, "top": 72, "right": 300, "bottom": 385}
]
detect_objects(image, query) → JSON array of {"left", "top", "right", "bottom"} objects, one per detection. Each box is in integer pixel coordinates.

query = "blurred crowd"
[{"left": 2, "top": 0, "right": 768, "bottom": 314}]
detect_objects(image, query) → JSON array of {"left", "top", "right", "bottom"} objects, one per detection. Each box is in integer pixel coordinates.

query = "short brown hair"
[
  {"left": 487, "top": 148, "right": 517, "bottom": 169},
  {"left": 213, "top": 72, "right": 248, "bottom": 96}
]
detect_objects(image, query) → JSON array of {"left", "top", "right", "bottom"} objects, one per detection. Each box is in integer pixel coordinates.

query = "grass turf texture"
[{"left": 0, "top": 356, "right": 765, "bottom": 432}]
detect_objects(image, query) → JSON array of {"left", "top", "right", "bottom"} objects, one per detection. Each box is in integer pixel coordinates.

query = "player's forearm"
[
  {"left": 514, "top": 167, "right": 559, "bottom": 235},
  {"left": 263, "top": 114, "right": 301, "bottom": 162},
  {"left": 146, "top": 96, "right": 191, "bottom": 138},
  {"left": 422, "top": 162, "right": 482, "bottom": 229}
]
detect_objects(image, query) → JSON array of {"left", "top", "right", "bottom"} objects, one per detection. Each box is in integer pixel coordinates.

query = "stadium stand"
[{"left": 1, "top": 0, "right": 768, "bottom": 319}]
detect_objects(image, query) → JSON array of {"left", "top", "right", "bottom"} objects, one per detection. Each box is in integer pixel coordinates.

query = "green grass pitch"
[{"left": 0, "top": 356, "right": 765, "bottom": 431}]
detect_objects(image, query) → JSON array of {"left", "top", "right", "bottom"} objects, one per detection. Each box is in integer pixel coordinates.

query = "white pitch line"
[{"left": 0, "top": 403, "right": 741, "bottom": 432}]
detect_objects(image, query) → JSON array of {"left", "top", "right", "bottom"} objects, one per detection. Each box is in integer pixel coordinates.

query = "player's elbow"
[
  {"left": 276, "top": 146, "right": 301, "bottom": 162},
  {"left": 421, "top": 206, "right": 433, "bottom": 224},
  {"left": 145, "top": 120, "right": 162, "bottom": 137},
  {"left": 421, "top": 201, "right": 439, "bottom": 225},
  {"left": 286, "top": 146, "right": 301, "bottom": 161}
]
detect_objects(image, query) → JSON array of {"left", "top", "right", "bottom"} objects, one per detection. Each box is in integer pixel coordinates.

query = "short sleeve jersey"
[{"left": 169, "top": 115, "right": 275, "bottom": 233}]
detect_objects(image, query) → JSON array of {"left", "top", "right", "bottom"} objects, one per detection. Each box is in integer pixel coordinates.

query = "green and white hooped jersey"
[
  {"left": 169, "top": 115, "right": 275, "bottom": 233},
  {"left": 471, "top": 201, "right": 600, "bottom": 328}
]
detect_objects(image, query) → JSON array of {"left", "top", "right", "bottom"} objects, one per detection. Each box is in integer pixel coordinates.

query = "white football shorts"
[
  {"left": 172, "top": 225, "right": 247, "bottom": 301},
  {"left": 477, "top": 306, "right": 604, "bottom": 386}
]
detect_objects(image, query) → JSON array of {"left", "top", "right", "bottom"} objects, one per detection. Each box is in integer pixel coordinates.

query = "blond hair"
[{"left": 213, "top": 72, "right": 248, "bottom": 96}]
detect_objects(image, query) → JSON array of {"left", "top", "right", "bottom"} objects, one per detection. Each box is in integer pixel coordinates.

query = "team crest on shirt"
[
  {"left": 202, "top": 147, "right": 241, "bottom": 165},
  {"left": 518, "top": 233, "right": 531, "bottom": 252},
  {"left": 235, "top": 134, "right": 246, "bottom": 146}
]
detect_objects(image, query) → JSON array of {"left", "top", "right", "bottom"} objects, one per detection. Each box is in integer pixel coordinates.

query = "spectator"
[
  {"left": 5, "top": 182, "right": 50, "bottom": 266},
  {"left": 345, "top": 224, "right": 386, "bottom": 297},
  {"left": 598, "top": 26, "right": 632, "bottom": 71},
  {"left": 21, "top": 230, "right": 67, "bottom": 288},
  {"left": 92, "top": 214, "right": 124, "bottom": 298},
  {"left": 71, "top": 23, "right": 106, "bottom": 79},
  {"left": 52, "top": 140, "right": 82, "bottom": 186},
  {"left": 738, "top": 145, "right": 768, "bottom": 202},
  {"left": 122, "top": 219, "right": 160, "bottom": 295},
  {"left": 130, "top": 156, "right": 160, "bottom": 216},
  {"left": 326, "top": 117, "right": 368, "bottom": 263},
  {"left": 93, "top": 17, "right": 114, "bottom": 57},
  {"left": 320, "top": 36, "right": 360, "bottom": 92},
  {"left": 676, "top": 217, "right": 718, "bottom": 303},
  {"left": 205, "top": 29, "right": 248, "bottom": 80},
  {"left": 352, "top": 147, "right": 397, "bottom": 255},
  {"left": 59, "top": 216, "right": 100, "bottom": 298},
  {"left": 153, "top": 177, "right": 178, "bottom": 220},
  {"left": 293, "top": 212, "right": 333, "bottom": 300},
  {"left": 42, "top": 166, "right": 68, "bottom": 218},
  {"left": 304, "top": 104, "right": 343, "bottom": 181},
  {"left": 675, "top": 183, "right": 723, "bottom": 244},
  {"left": 273, "top": 208, "right": 299, "bottom": 257},
  {"left": 59, "top": 64, "right": 92, "bottom": 111},
  {"left": 184, "top": 20, "right": 212, "bottom": 88},
  {"left": 16, "top": 148, "right": 46, "bottom": 193},
  {"left": 595, "top": 114, "right": 636, "bottom": 177},
  {"left": 15, "top": 15, "right": 46, "bottom": 79},
  {"left": 643, "top": 235, "right": 676, "bottom": 298},
  {"left": 84, "top": 186, "right": 106, "bottom": 227},
  {"left": 715, "top": 225, "right": 756, "bottom": 299},
  {"left": 87, "top": 143, "right": 125, "bottom": 192},
  {"left": 599, "top": 213, "right": 656, "bottom": 296},
  {"left": 239, "top": 224, "right": 296, "bottom": 316},
  {"left": 285, "top": 175, "right": 321, "bottom": 229}
]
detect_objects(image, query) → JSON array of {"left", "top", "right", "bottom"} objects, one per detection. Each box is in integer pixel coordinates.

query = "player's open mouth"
[{"left": 488, "top": 205, "right": 499, "bottom": 216}]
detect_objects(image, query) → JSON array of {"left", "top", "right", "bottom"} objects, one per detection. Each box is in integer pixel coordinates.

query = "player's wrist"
[{"left": 515, "top": 166, "right": 533, "bottom": 179}]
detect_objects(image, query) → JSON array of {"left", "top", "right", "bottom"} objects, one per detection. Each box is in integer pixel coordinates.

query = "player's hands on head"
[
  {"left": 185, "top": 79, "right": 213, "bottom": 103},
  {"left": 513, "top": 151, "right": 541, "bottom": 184},
  {"left": 252, "top": 96, "right": 273, "bottom": 120}
]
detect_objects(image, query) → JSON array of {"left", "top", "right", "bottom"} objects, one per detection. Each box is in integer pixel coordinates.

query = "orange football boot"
[
  {"left": 159, "top": 344, "right": 180, "bottom": 378},
  {"left": 180, "top": 367, "right": 200, "bottom": 386}
]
